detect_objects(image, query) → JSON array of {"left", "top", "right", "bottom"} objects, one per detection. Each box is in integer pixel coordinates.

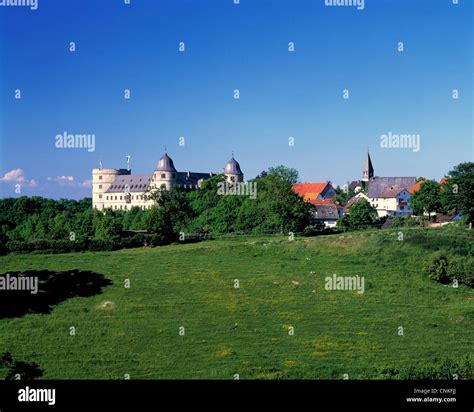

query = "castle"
[{"left": 92, "top": 153, "right": 244, "bottom": 211}]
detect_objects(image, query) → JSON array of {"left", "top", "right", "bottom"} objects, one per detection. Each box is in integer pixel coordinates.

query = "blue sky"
[{"left": 0, "top": 0, "right": 472, "bottom": 199}]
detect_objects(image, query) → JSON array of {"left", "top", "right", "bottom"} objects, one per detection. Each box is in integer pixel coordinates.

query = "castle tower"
[
  {"left": 361, "top": 151, "right": 374, "bottom": 182},
  {"left": 152, "top": 153, "right": 177, "bottom": 190},
  {"left": 224, "top": 156, "right": 244, "bottom": 183},
  {"left": 92, "top": 167, "right": 129, "bottom": 210}
]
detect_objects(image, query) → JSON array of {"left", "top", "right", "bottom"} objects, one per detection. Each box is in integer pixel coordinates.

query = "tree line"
[{"left": 0, "top": 162, "right": 471, "bottom": 254}]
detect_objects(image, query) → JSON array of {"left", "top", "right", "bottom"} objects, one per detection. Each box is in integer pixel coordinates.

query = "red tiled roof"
[
  {"left": 292, "top": 182, "right": 329, "bottom": 201},
  {"left": 409, "top": 178, "right": 448, "bottom": 193},
  {"left": 440, "top": 177, "right": 448, "bottom": 189},
  {"left": 408, "top": 180, "right": 425, "bottom": 194}
]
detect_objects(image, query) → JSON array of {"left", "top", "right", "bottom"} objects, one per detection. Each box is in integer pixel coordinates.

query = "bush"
[
  {"left": 426, "top": 253, "right": 473, "bottom": 288},
  {"left": 88, "top": 239, "right": 115, "bottom": 251},
  {"left": 303, "top": 223, "right": 326, "bottom": 236},
  {"left": 376, "top": 355, "right": 473, "bottom": 380},
  {"left": 427, "top": 254, "right": 450, "bottom": 283},
  {"left": 391, "top": 216, "right": 419, "bottom": 227}
]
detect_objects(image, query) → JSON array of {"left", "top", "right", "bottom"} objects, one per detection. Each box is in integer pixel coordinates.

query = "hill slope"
[{"left": 0, "top": 227, "right": 472, "bottom": 379}]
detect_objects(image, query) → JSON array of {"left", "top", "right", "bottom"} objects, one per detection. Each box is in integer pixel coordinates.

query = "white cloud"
[
  {"left": 1, "top": 168, "right": 24, "bottom": 182},
  {"left": 47, "top": 176, "right": 75, "bottom": 186},
  {"left": 80, "top": 179, "right": 92, "bottom": 188},
  {"left": 0, "top": 168, "right": 37, "bottom": 187}
]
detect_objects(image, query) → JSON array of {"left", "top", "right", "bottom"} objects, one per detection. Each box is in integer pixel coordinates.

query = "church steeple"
[{"left": 362, "top": 151, "right": 374, "bottom": 182}]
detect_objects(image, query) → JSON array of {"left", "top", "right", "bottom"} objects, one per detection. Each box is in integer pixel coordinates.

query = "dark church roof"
[
  {"left": 363, "top": 152, "right": 374, "bottom": 178},
  {"left": 368, "top": 177, "right": 416, "bottom": 198}
]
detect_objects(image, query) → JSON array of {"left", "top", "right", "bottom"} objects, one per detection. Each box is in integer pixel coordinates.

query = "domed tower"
[
  {"left": 224, "top": 156, "right": 244, "bottom": 183},
  {"left": 152, "top": 153, "right": 177, "bottom": 191},
  {"left": 92, "top": 167, "right": 125, "bottom": 210}
]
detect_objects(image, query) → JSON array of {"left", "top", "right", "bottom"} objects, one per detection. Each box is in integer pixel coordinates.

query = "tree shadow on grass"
[
  {"left": 0, "top": 352, "right": 44, "bottom": 380},
  {"left": 0, "top": 270, "right": 112, "bottom": 319}
]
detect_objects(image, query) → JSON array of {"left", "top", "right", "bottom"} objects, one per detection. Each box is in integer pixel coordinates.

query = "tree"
[
  {"left": 267, "top": 165, "right": 299, "bottom": 185},
  {"left": 334, "top": 185, "right": 354, "bottom": 205},
  {"left": 144, "top": 206, "right": 174, "bottom": 245},
  {"left": 440, "top": 162, "right": 474, "bottom": 224},
  {"left": 410, "top": 180, "right": 441, "bottom": 220},
  {"left": 235, "top": 173, "right": 311, "bottom": 234},
  {"left": 347, "top": 199, "right": 378, "bottom": 228},
  {"left": 92, "top": 209, "right": 122, "bottom": 241},
  {"left": 147, "top": 187, "right": 193, "bottom": 233}
]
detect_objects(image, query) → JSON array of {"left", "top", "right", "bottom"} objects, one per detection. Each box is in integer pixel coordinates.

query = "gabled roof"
[
  {"left": 313, "top": 203, "right": 339, "bottom": 220},
  {"left": 379, "top": 187, "right": 407, "bottom": 198},
  {"left": 293, "top": 182, "right": 331, "bottom": 201},
  {"left": 368, "top": 177, "right": 416, "bottom": 198},
  {"left": 343, "top": 192, "right": 369, "bottom": 213}
]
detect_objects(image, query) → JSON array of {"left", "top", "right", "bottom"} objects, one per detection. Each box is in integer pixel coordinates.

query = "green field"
[{"left": 0, "top": 227, "right": 473, "bottom": 379}]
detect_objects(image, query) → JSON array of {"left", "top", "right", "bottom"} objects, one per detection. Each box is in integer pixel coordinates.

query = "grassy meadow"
[{"left": 0, "top": 226, "right": 473, "bottom": 379}]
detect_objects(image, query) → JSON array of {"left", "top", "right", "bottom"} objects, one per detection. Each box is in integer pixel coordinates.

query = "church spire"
[{"left": 362, "top": 151, "right": 374, "bottom": 182}]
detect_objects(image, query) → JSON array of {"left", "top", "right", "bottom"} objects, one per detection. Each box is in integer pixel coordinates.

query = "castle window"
[
  {"left": 99, "top": 185, "right": 102, "bottom": 189},
  {"left": 99, "top": 175, "right": 103, "bottom": 180},
  {"left": 106, "top": 196, "right": 108, "bottom": 200},
  {"left": 99, "top": 194, "right": 102, "bottom": 199},
  {"left": 115, "top": 196, "right": 117, "bottom": 200},
  {"left": 172, "top": 173, "right": 176, "bottom": 179},
  {"left": 120, "top": 196, "right": 122, "bottom": 200},
  {"left": 230, "top": 176, "right": 235, "bottom": 182},
  {"left": 161, "top": 173, "right": 166, "bottom": 179}
]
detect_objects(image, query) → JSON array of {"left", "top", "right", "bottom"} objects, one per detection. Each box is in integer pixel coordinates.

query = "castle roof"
[
  {"left": 156, "top": 153, "right": 177, "bottom": 172},
  {"left": 176, "top": 171, "right": 215, "bottom": 187},
  {"left": 105, "top": 174, "right": 152, "bottom": 193},
  {"left": 224, "top": 157, "right": 243, "bottom": 175}
]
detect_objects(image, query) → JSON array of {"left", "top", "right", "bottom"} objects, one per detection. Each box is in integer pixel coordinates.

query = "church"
[
  {"left": 92, "top": 153, "right": 244, "bottom": 211},
  {"left": 349, "top": 152, "right": 416, "bottom": 218}
]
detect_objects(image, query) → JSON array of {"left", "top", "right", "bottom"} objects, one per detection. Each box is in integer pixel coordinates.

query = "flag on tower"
[{"left": 126, "top": 155, "right": 131, "bottom": 171}]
